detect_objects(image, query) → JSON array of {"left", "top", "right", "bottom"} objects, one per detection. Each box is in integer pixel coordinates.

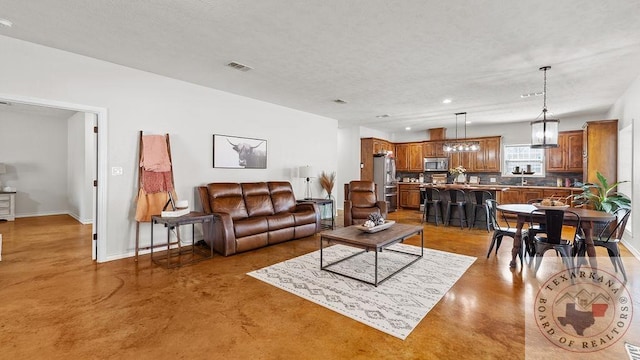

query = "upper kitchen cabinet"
[
  {"left": 546, "top": 130, "right": 583, "bottom": 172},
  {"left": 361, "top": 137, "right": 394, "bottom": 181},
  {"left": 396, "top": 142, "right": 423, "bottom": 172},
  {"left": 422, "top": 141, "right": 447, "bottom": 158},
  {"left": 447, "top": 136, "right": 501, "bottom": 172},
  {"left": 583, "top": 120, "right": 618, "bottom": 184}
]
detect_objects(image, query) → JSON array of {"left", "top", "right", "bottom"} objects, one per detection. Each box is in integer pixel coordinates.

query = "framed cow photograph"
[{"left": 213, "top": 134, "right": 267, "bottom": 169}]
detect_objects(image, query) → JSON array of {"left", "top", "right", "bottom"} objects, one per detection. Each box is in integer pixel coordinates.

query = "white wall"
[
  {"left": 67, "top": 112, "right": 96, "bottom": 224},
  {"left": 607, "top": 73, "right": 640, "bottom": 258},
  {"left": 0, "top": 35, "right": 338, "bottom": 261},
  {"left": 0, "top": 108, "right": 70, "bottom": 216}
]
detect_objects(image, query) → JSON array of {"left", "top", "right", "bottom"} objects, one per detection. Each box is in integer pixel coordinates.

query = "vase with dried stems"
[{"left": 319, "top": 171, "right": 336, "bottom": 218}]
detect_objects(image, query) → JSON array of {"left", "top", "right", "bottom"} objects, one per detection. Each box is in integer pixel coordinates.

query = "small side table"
[
  {"left": 297, "top": 198, "right": 334, "bottom": 230},
  {"left": 150, "top": 212, "right": 214, "bottom": 268}
]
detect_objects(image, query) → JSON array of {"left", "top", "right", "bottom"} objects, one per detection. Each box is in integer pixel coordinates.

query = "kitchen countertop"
[{"left": 396, "top": 182, "right": 581, "bottom": 191}]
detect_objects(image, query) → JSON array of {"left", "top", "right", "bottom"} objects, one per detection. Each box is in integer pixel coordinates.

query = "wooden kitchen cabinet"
[
  {"left": 583, "top": 120, "right": 618, "bottom": 184},
  {"left": 423, "top": 141, "right": 447, "bottom": 158},
  {"left": 360, "top": 137, "right": 394, "bottom": 181},
  {"left": 546, "top": 130, "right": 583, "bottom": 172},
  {"left": 396, "top": 142, "right": 423, "bottom": 172},
  {"left": 447, "top": 136, "right": 501, "bottom": 172},
  {"left": 398, "top": 184, "right": 421, "bottom": 209}
]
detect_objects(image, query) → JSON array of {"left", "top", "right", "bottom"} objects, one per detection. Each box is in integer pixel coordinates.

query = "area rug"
[{"left": 247, "top": 243, "right": 476, "bottom": 340}]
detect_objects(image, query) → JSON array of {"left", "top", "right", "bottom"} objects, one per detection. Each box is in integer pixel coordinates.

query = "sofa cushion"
[
  {"left": 268, "top": 182, "right": 296, "bottom": 213},
  {"left": 242, "top": 183, "right": 275, "bottom": 217},
  {"left": 267, "top": 213, "right": 295, "bottom": 231},
  {"left": 234, "top": 217, "right": 269, "bottom": 238},
  {"left": 206, "top": 183, "right": 248, "bottom": 220},
  {"left": 293, "top": 209, "right": 317, "bottom": 226}
]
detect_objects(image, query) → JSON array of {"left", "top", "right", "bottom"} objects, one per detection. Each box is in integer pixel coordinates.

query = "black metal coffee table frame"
[{"left": 319, "top": 223, "right": 424, "bottom": 287}]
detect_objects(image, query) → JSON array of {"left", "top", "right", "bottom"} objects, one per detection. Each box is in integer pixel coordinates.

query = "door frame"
[{"left": 0, "top": 93, "right": 108, "bottom": 262}]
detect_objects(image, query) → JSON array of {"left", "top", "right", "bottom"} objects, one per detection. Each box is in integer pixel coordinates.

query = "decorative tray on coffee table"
[{"left": 355, "top": 220, "right": 395, "bottom": 233}]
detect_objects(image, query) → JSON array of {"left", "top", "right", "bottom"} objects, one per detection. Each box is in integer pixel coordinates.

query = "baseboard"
[{"left": 621, "top": 229, "right": 640, "bottom": 260}]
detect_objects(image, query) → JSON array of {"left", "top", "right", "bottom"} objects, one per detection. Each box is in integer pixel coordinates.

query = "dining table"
[{"left": 495, "top": 204, "right": 616, "bottom": 271}]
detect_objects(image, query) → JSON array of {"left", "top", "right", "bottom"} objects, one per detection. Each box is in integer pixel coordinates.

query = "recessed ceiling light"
[
  {"left": 0, "top": 18, "right": 13, "bottom": 28},
  {"left": 466, "top": 121, "right": 472, "bottom": 124},
  {"left": 405, "top": 127, "right": 411, "bottom": 131},
  {"left": 442, "top": 99, "right": 452, "bottom": 104},
  {"left": 520, "top": 92, "right": 544, "bottom": 98}
]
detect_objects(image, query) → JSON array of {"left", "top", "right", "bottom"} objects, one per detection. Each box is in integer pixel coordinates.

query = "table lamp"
[{"left": 298, "top": 165, "right": 314, "bottom": 199}]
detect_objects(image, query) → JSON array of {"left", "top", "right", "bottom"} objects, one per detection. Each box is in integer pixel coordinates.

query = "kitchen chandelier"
[
  {"left": 530, "top": 65, "right": 559, "bottom": 148},
  {"left": 443, "top": 112, "right": 480, "bottom": 152}
]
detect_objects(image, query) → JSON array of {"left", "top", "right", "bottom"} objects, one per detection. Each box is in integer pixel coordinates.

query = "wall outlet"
[
  {"left": 490, "top": 177, "right": 496, "bottom": 183},
  {"left": 111, "top": 167, "right": 123, "bottom": 176}
]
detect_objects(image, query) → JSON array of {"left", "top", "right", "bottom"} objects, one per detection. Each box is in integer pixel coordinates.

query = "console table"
[
  {"left": 297, "top": 198, "right": 334, "bottom": 230},
  {"left": 150, "top": 212, "right": 214, "bottom": 268}
]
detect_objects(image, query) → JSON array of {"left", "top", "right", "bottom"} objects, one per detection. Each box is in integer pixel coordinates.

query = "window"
[{"left": 503, "top": 144, "right": 545, "bottom": 176}]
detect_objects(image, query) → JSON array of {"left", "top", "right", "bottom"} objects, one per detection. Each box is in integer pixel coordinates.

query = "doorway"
[{"left": 0, "top": 94, "right": 108, "bottom": 262}]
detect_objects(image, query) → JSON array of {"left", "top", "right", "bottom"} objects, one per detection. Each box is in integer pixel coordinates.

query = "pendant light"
[
  {"left": 443, "top": 112, "right": 480, "bottom": 152},
  {"left": 531, "top": 66, "right": 559, "bottom": 148}
]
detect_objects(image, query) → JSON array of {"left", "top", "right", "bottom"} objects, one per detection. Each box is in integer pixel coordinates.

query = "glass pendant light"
[
  {"left": 443, "top": 112, "right": 480, "bottom": 153},
  {"left": 531, "top": 66, "right": 559, "bottom": 148}
]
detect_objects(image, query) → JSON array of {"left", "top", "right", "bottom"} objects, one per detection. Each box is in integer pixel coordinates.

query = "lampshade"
[
  {"left": 531, "top": 66, "right": 559, "bottom": 148},
  {"left": 298, "top": 165, "right": 314, "bottom": 179},
  {"left": 530, "top": 119, "right": 559, "bottom": 148},
  {"left": 0, "top": 163, "right": 6, "bottom": 174}
]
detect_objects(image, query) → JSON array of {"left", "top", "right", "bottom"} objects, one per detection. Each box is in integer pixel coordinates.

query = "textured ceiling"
[{"left": 1, "top": 1, "right": 640, "bottom": 134}]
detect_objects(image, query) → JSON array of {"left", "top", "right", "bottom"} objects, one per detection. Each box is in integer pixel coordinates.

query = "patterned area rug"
[{"left": 247, "top": 243, "right": 476, "bottom": 340}]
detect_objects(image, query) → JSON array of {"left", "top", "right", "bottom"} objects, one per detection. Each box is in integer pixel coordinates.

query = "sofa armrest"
[
  {"left": 344, "top": 200, "right": 353, "bottom": 226},
  {"left": 295, "top": 202, "right": 321, "bottom": 232},
  {"left": 197, "top": 186, "right": 212, "bottom": 214},
  {"left": 203, "top": 212, "right": 237, "bottom": 256}
]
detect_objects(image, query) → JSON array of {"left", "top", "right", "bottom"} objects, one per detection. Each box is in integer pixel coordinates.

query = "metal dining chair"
[
  {"left": 526, "top": 198, "right": 546, "bottom": 238},
  {"left": 530, "top": 209, "right": 580, "bottom": 275},
  {"left": 486, "top": 199, "right": 527, "bottom": 267},
  {"left": 574, "top": 208, "right": 630, "bottom": 282}
]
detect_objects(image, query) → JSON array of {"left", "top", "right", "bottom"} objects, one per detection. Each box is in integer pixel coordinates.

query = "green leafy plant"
[{"left": 573, "top": 171, "right": 630, "bottom": 213}]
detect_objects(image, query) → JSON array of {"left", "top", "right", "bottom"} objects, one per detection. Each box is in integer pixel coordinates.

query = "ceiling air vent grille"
[
  {"left": 226, "top": 61, "right": 253, "bottom": 72},
  {"left": 333, "top": 99, "right": 348, "bottom": 104}
]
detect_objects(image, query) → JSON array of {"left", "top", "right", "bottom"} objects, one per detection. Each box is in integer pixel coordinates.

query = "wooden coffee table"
[{"left": 319, "top": 223, "right": 424, "bottom": 286}]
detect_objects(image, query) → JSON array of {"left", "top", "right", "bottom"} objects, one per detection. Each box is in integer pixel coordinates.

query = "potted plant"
[
  {"left": 573, "top": 171, "right": 630, "bottom": 213},
  {"left": 449, "top": 166, "right": 467, "bottom": 183}
]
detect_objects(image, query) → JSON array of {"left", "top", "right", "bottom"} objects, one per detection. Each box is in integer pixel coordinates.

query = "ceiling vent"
[
  {"left": 333, "top": 99, "right": 348, "bottom": 104},
  {"left": 0, "top": 101, "right": 12, "bottom": 106},
  {"left": 226, "top": 61, "right": 253, "bottom": 72}
]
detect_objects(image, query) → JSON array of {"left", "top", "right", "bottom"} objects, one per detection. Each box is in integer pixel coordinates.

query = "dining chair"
[
  {"left": 421, "top": 187, "right": 442, "bottom": 225},
  {"left": 530, "top": 209, "right": 580, "bottom": 275},
  {"left": 443, "top": 189, "right": 468, "bottom": 229},
  {"left": 486, "top": 199, "right": 527, "bottom": 267},
  {"left": 574, "top": 208, "right": 630, "bottom": 282},
  {"left": 526, "top": 198, "right": 546, "bottom": 238},
  {"left": 468, "top": 190, "right": 493, "bottom": 231}
]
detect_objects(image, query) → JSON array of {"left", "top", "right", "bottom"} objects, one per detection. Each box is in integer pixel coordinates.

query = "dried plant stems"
[{"left": 319, "top": 171, "right": 336, "bottom": 195}]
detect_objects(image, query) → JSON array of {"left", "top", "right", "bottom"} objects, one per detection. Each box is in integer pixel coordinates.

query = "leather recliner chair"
[{"left": 344, "top": 180, "right": 388, "bottom": 226}]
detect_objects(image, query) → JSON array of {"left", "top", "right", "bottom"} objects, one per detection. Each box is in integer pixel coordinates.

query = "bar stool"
[
  {"left": 421, "top": 187, "right": 442, "bottom": 225},
  {"left": 468, "top": 190, "right": 493, "bottom": 231},
  {"left": 444, "top": 189, "right": 468, "bottom": 229}
]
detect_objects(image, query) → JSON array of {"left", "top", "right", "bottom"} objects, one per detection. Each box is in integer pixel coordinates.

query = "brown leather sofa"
[
  {"left": 344, "top": 180, "right": 388, "bottom": 226},
  {"left": 197, "top": 181, "right": 320, "bottom": 256}
]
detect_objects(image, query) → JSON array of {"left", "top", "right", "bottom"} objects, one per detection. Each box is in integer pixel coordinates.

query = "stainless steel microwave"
[{"left": 424, "top": 157, "right": 449, "bottom": 172}]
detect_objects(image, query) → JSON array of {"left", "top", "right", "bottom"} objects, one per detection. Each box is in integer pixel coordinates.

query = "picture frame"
[{"left": 213, "top": 134, "right": 267, "bottom": 169}]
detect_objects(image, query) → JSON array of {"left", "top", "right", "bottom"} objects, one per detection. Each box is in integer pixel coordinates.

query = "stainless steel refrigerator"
[{"left": 373, "top": 154, "right": 397, "bottom": 212}]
